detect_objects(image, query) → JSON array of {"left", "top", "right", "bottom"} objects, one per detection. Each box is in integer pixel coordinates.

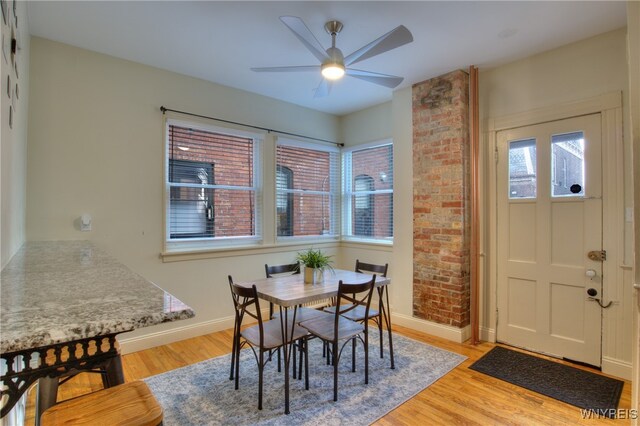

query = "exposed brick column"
[{"left": 412, "top": 70, "right": 470, "bottom": 328}]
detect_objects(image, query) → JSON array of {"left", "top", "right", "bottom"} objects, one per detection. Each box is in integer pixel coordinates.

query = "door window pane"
[
  {"left": 509, "top": 138, "right": 537, "bottom": 199},
  {"left": 551, "top": 131, "right": 584, "bottom": 197}
]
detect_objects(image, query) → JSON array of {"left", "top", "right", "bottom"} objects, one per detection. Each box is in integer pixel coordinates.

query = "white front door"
[{"left": 496, "top": 114, "right": 603, "bottom": 367}]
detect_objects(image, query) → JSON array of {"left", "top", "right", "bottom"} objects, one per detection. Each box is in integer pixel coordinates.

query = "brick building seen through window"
[
  {"left": 167, "top": 123, "right": 393, "bottom": 243},
  {"left": 168, "top": 124, "right": 256, "bottom": 240}
]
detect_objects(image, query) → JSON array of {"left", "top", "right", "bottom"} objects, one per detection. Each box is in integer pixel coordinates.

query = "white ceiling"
[{"left": 26, "top": 1, "right": 627, "bottom": 116}]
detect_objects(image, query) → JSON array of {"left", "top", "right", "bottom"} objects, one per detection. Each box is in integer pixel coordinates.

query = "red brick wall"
[{"left": 412, "top": 70, "right": 471, "bottom": 328}]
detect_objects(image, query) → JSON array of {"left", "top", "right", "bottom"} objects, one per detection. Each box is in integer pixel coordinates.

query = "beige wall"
[
  {"left": 480, "top": 27, "right": 632, "bottom": 375},
  {"left": 22, "top": 25, "right": 634, "bottom": 361},
  {"left": 340, "top": 101, "right": 392, "bottom": 145},
  {"left": 1, "top": 1, "right": 29, "bottom": 268},
  {"left": 26, "top": 37, "right": 340, "bottom": 347},
  {"left": 339, "top": 27, "right": 635, "bottom": 359}
]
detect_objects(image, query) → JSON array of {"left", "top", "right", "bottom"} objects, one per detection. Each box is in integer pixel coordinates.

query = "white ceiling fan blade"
[
  {"left": 313, "top": 79, "right": 332, "bottom": 98},
  {"left": 344, "top": 25, "right": 413, "bottom": 66},
  {"left": 280, "top": 16, "right": 329, "bottom": 63},
  {"left": 346, "top": 68, "right": 404, "bottom": 88},
  {"left": 251, "top": 65, "right": 320, "bottom": 73}
]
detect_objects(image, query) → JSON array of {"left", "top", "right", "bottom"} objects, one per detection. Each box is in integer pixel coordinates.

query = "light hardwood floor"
[{"left": 24, "top": 325, "right": 632, "bottom": 425}]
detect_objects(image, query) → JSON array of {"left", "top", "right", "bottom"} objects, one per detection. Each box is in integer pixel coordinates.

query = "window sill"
[
  {"left": 340, "top": 239, "right": 393, "bottom": 252},
  {"left": 160, "top": 239, "right": 340, "bottom": 263}
]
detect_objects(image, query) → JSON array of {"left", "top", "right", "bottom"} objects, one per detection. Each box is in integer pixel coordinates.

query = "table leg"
[
  {"left": 380, "top": 286, "right": 395, "bottom": 369},
  {"left": 278, "top": 305, "right": 297, "bottom": 415},
  {"left": 104, "top": 355, "right": 125, "bottom": 387},
  {"left": 35, "top": 377, "right": 58, "bottom": 426}
]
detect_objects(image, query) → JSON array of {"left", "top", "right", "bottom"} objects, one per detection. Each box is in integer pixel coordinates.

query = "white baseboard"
[
  {"left": 392, "top": 312, "right": 471, "bottom": 343},
  {"left": 602, "top": 356, "right": 632, "bottom": 381},
  {"left": 118, "top": 307, "right": 277, "bottom": 354},
  {"left": 121, "top": 310, "right": 479, "bottom": 354},
  {"left": 118, "top": 315, "right": 235, "bottom": 354},
  {"left": 480, "top": 326, "right": 496, "bottom": 343}
]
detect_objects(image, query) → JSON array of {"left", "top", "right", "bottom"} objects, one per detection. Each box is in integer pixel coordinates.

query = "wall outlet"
[{"left": 80, "top": 214, "right": 92, "bottom": 231}]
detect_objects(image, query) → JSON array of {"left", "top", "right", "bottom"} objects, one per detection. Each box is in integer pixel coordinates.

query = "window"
[
  {"left": 354, "top": 175, "right": 374, "bottom": 236},
  {"left": 508, "top": 138, "right": 537, "bottom": 199},
  {"left": 551, "top": 131, "right": 584, "bottom": 197},
  {"left": 276, "top": 139, "right": 340, "bottom": 239},
  {"left": 166, "top": 120, "right": 261, "bottom": 251},
  {"left": 276, "top": 165, "right": 293, "bottom": 236},
  {"left": 169, "top": 159, "right": 214, "bottom": 239},
  {"left": 343, "top": 141, "right": 393, "bottom": 241}
]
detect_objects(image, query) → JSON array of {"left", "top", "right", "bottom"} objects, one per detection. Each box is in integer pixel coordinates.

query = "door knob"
[{"left": 586, "top": 269, "right": 597, "bottom": 279}]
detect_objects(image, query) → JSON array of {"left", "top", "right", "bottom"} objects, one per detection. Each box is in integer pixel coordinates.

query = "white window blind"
[
  {"left": 166, "top": 120, "right": 261, "bottom": 251},
  {"left": 276, "top": 139, "right": 340, "bottom": 239},
  {"left": 343, "top": 141, "right": 393, "bottom": 241}
]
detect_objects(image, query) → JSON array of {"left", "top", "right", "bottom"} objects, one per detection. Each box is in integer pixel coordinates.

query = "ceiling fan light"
[{"left": 321, "top": 62, "right": 345, "bottom": 80}]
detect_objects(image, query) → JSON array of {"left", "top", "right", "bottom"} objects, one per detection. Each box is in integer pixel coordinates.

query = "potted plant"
[{"left": 296, "top": 248, "right": 334, "bottom": 284}]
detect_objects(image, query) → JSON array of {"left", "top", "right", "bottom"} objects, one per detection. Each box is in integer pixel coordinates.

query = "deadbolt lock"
[{"left": 587, "top": 250, "right": 607, "bottom": 261}]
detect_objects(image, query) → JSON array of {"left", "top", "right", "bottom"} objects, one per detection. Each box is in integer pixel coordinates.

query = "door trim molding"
[
  {"left": 486, "top": 91, "right": 626, "bottom": 375},
  {"left": 488, "top": 92, "right": 622, "bottom": 132}
]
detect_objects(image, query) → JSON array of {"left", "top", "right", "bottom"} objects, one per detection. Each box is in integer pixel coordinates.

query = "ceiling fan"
[{"left": 251, "top": 16, "right": 413, "bottom": 98}]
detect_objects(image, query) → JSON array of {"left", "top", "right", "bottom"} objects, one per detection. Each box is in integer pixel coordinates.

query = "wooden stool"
[{"left": 40, "top": 381, "right": 163, "bottom": 426}]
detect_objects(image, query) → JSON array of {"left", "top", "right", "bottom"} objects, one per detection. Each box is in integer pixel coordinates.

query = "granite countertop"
[{"left": 0, "top": 241, "right": 195, "bottom": 354}]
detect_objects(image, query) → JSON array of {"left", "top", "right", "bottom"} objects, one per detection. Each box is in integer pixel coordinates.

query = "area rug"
[
  {"left": 144, "top": 333, "right": 465, "bottom": 425},
  {"left": 469, "top": 346, "right": 624, "bottom": 417}
]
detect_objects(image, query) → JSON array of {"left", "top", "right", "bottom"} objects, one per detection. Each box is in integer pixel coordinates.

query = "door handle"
[{"left": 586, "top": 287, "right": 613, "bottom": 309}]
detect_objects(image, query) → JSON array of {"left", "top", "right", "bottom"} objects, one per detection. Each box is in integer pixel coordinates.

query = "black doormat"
[{"left": 469, "top": 346, "right": 624, "bottom": 417}]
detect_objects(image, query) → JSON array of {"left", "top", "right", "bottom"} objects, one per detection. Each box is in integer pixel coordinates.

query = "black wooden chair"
[
  {"left": 324, "top": 260, "right": 394, "bottom": 369},
  {"left": 300, "top": 276, "right": 376, "bottom": 401},
  {"left": 228, "top": 275, "right": 309, "bottom": 410}
]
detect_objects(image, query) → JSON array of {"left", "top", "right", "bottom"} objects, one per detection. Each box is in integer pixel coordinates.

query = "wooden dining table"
[{"left": 235, "top": 268, "right": 392, "bottom": 414}]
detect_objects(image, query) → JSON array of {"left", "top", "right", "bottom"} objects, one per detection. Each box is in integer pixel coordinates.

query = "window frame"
[
  {"left": 342, "top": 139, "right": 394, "bottom": 244},
  {"left": 275, "top": 137, "right": 341, "bottom": 243},
  {"left": 164, "top": 118, "right": 263, "bottom": 253}
]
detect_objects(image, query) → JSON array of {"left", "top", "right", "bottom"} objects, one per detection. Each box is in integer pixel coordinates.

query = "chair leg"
[
  {"left": 277, "top": 347, "right": 281, "bottom": 372},
  {"left": 230, "top": 319, "right": 239, "bottom": 380},
  {"left": 378, "top": 318, "right": 384, "bottom": 359},
  {"left": 364, "top": 331, "right": 369, "bottom": 385},
  {"left": 333, "top": 341, "right": 339, "bottom": 402},
  {"left": 234, "top": 338, "right": 241, "bottom": 390},
  {"left": 258, "top": 351, "right": 264, "bottom": 410},
  {"left": 304, "top": 338, "right": 309, "bottom": 390},
  {"left": 378, "top": 289, "right": 385, "bottom": 359},
  {"left": 352, "top": 338, "right": 356, "bottom": 372},
  {"left": 298, "top": 339, "right": 304, "bottom": 381},
  {"left": 230, "top": 334, "right": 236, "bottom": 380},
  {"left": 292, "top": 343, "right": 297, "bottom": 379}
]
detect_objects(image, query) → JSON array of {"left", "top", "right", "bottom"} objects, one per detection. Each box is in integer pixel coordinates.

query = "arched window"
[{"left": 354, "top": 174, "right": 374, "bottom": 237}]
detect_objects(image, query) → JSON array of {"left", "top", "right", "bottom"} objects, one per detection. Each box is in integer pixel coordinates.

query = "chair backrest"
[
  {"left": 228, "top": 275, "right": 265, "bottom": 345},
  {"left": 355, "top": 259, "right": 388, "bottom": 277},
  {"left": 334, "top": 276, "right": 376, "bottom": 331},
  {"left": 265, "top": 263, "right": 300, "bottom": 278}
]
